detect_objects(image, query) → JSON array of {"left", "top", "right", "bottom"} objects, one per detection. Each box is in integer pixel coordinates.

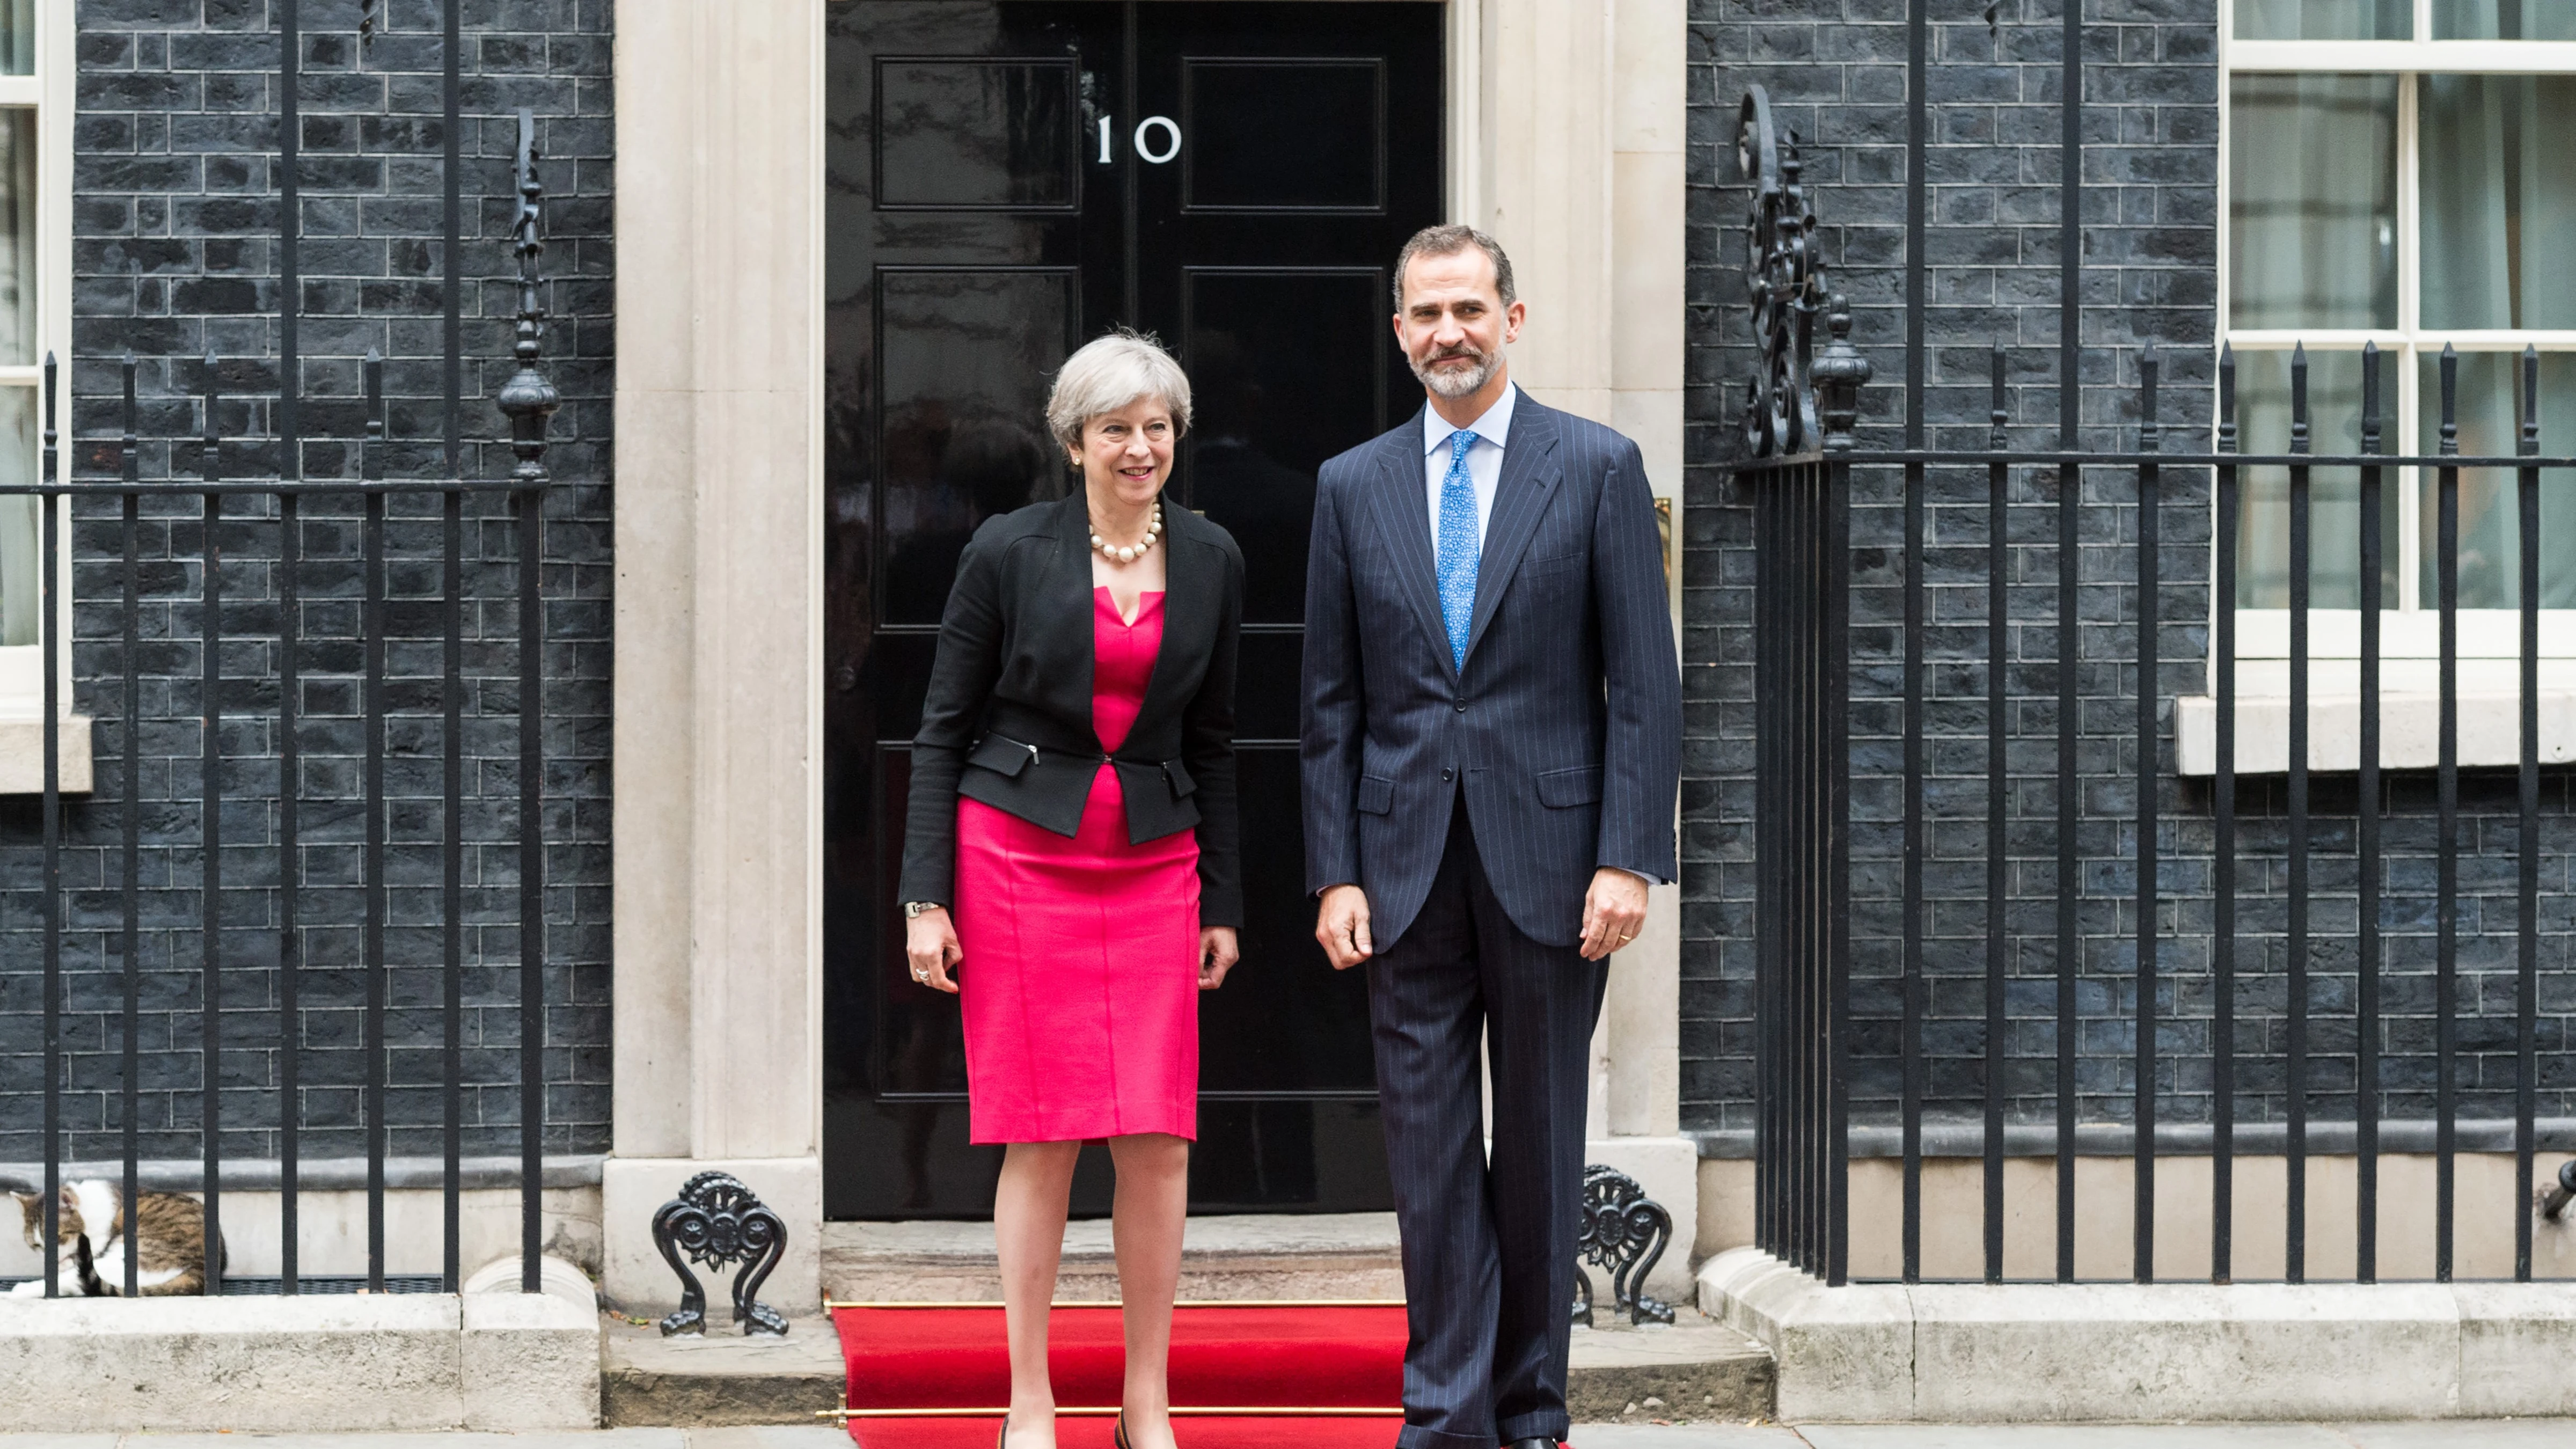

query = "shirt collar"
[{"left": 1423, "top": 381, "right": 1518, "bottom": 456}]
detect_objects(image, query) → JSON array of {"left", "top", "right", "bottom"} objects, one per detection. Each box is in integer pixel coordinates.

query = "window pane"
[
  {"left": 0, "top": 387, "right": 35, "bottom": 648},
  {"left": 0, "top": 109, "right": 34, "bottom": 364},
  {"left": 2235, "top": 349, "right": 2399, "bottom": 610},
  {"left": 2418, "top": 352, "right": 2576, "bottom": 609},
  {"left": 2434, "top": 0, "right": 2576, "bottom": 39},
  {"left": 0, "top": 1, "right": 27, "bottom": 76},
  {"left": 2229, "top": 75, "right": 2398, "bottom": 330},
  {"left": 2420, "top": 76, "right": 2576, "bottom": 330},
  {"left": 2237, "top": 0, "right": 2412, "bottom": 39}
]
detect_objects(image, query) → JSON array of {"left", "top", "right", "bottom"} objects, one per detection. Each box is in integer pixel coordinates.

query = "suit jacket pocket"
[
  {"left": 968, "top": 734, "right": 1038, "bottom": 779},
  {"left": 1535, "top": 764, "right": 1604, "bottom": 808},
  {"left": 1357, "top": 775, "right": 1395, "bottom": 815},
  {"left": 1526, "top": 548, "right": 1585, "bottom": 576},
  {"left": 1163, "top": 758, "right": 1197, "bottom": 799}
]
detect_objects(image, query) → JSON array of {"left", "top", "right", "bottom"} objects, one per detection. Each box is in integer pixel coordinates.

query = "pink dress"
[{"left": 953, "top": 587, "right": 1202, "bottom": 1143}]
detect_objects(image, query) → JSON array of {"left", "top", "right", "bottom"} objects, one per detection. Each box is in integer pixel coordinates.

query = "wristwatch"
[{"left": 903, "top": 901, "right": 942, "bottom": 918}]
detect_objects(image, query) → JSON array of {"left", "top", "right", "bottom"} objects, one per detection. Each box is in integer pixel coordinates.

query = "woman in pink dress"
[{"left": 897, "top": 331, "right": 1243, "bottom": 1449}]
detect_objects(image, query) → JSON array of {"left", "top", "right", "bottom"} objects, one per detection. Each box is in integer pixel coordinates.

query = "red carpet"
[{"left": 831, "top": 1302, "right": 1408, "bottom": 1449}]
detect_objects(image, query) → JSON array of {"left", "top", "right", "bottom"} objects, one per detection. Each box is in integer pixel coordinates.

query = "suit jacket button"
[
  {"left": 1453, "top": 698, "right": 1467, "bottom": 712},
  {"left": 1441, "top": 767, "right": 1454, "bottom": 781}
]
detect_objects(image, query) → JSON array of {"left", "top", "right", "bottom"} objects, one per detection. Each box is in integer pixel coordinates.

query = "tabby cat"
[{"left": 9, "top": 1179, "right": 224, "bottom": 1296}]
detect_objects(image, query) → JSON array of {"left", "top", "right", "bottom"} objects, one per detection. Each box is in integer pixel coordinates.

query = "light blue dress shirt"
[{"left": 1422, "top": 382, "right": 1517, "bottom": 554}]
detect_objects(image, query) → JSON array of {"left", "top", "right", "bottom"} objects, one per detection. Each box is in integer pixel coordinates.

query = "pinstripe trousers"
[{"left": 1367, "top": 800, "right": 1607, "bottom": 1449}]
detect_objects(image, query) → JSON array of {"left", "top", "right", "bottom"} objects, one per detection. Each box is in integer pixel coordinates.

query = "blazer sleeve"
[
  {"left": 1185, "top": 532, "right": 1246, "bottom": 930},
  {"left": 1299, "top": 460, "right": 1365, "bottom": 896},
  {"left": 1591, "top": 437, "right": 1683, "bottom": 882},
  {"left": 897, "top": 522, "right": 1009, "bottom": 909}
]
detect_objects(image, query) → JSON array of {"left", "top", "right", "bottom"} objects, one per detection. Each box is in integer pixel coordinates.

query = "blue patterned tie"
[{"left": 1436, "top": 429, "right": 1480, "bottom": 670}]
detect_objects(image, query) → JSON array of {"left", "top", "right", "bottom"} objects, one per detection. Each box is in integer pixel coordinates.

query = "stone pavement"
[{"left": 10, "top": 1425, "right": 2576, "bottom": 1447}]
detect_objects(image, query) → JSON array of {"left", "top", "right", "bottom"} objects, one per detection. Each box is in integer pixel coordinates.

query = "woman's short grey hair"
[{"left": 1045, "top": 330, "right": 1194, "bottom": 453}]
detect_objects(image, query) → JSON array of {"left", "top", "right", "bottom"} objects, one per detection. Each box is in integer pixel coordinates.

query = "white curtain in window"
[
  {"left": 2237, "top": 0, "right": 2411, "bottom": 40},
  {"left": 2234, "top": 349, "right": 2398, "bottom": 609},
  {"left": 0, "top": 0, "right": 27, "bottom": 76},
  {"left": 2435, "top": 0, "right": 2576, "bottom": 40},
  {"left": 0, "top": 105, "right": 33, "bottom": 648},
  {"left": 0, "top": 390, "right": 34, "bottom": 649},
  {"left": 2420, "top": 76, "right": 2576, "bottom": 332},
  {"left": 2419, "top": 352, "right": 2576, "bottom": 609},
  {"left": 2229, "top": 75, "right": 2398, "bottom": 331}
]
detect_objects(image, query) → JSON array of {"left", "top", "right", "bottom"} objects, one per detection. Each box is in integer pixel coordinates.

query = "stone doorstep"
[
  {"left": 603, "top": 1310, "right": 1778, "bottom": 1428},
  {"left": 613, "top": 1308, "right": 1777, "bottom": 1428},
  {"left": 0, "top": 1291, "right": 598, "bottom": 1434},
  {"left": 1697, "top": 1245, "right": 2576, "bottom": 1424},
  {"left": 814, "top": 1217, "right": 1777, "bottom": 1430},
  {"left": 601, "top": 1315, "right": 848, "bottom": 1429},
  {"left": 1568, "top": 1313, "right": 1776, "bottom": 1424},
  {"left": 820, "top": 1213, "right": 1407, "bottom": 1302}
]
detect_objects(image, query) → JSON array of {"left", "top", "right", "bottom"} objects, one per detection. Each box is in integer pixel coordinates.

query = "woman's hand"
[
  {"left": 906, "top": 907, "right": 962, "bottom": 993},
  {"left": 1198, "top": 926, "right": 1240, "bottom": 990}
]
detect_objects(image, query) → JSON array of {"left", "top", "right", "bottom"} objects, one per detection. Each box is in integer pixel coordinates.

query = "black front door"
[{"left": 823, "top": 1, "right": 1444, "bottom": 1218}]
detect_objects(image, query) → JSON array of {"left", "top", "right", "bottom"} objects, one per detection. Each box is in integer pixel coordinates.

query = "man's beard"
[{"left": 1410, "top": 343, "right": 1498, "bottom": 399}]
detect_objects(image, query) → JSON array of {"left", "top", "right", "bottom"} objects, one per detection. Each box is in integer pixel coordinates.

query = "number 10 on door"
[{"left": 1096, "top": 116, "right": 1181, "bottom": 164}]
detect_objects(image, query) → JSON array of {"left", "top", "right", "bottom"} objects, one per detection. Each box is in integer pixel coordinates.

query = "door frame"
[{"left": 603, "top": 0, "right": 1689, "bottom": 1297}]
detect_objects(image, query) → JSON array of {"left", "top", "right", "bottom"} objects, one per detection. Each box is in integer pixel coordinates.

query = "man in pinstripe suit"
[{"left": 1301, "top": 225, "right": 1683, "bottom": 1449}]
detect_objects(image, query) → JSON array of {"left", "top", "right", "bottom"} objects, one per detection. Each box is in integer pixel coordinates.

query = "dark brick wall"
[
  {"left": 0, "top": 0, "right": 612, "bottom": 1168},
  {"left": 1670, "top": 0, "right": 2545, "bottom": 1143}
]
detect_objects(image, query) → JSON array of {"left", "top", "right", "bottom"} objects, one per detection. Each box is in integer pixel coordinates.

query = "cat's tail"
[{"left": 71, "top": 1231, "right": 106, "bottom": 1298}]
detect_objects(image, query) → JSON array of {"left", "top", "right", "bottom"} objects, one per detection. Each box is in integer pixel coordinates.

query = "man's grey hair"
[
  {"left": 1392, "top": 224, "right": 1517, "bottom": 312},
  {"left": 1045, "top": 329, "right": 1194, "bottom": 453}
]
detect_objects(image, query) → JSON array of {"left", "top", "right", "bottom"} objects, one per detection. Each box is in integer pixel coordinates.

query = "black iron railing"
[
  {"left": 11, "top": 103, "right": 561, "bottom": 1299},
  {"left": 1738, "top": 304, "right": 2576, "bottom": 1287}
]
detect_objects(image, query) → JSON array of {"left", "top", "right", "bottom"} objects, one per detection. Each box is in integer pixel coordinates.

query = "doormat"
[{"left": 830, "top": 1300, "right": 1407, "bottom": 1449}]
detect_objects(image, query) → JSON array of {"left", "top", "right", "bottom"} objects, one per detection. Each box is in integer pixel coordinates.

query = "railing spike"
[
  {"left": 2442, "top": 343, "right": 2460, "bottom": 454},
  {"left": 2138, "top": 344, "right": 2158, "bottom": 451},
  {"left": 2290, "top": 342, "right": 2310, "bottom": 453},
  {"left": 203, "top": 349, "right": 219, "bottom": 481},
  {"left": 2524, "top": 345, "right": 2542, "bottom": 458},
  {"left": 2362, "top": 341, "right": 2382, "bottom": 453},
  {"left": 2219, "top": 343, "right": 2236, "bottom": 453},
  {"left": 1990, "top": 343, "right": 2009, "bottom": 449}
]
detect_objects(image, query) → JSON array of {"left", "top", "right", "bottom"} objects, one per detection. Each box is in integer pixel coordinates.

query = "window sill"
[
  {"left": 0, "top": 713, "right": 94, "bottom": 793},
  {"left": 2177, "top": 693, "right": 2576, "bottom": 775}
]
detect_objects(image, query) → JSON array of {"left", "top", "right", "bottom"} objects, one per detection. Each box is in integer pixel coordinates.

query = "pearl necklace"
[{"left": 1090, "top": 502, "right": 1163, "bottom": 564}]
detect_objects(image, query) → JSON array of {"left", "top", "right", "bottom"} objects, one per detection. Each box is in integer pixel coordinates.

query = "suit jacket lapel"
[
  {"left": 1365, "top": 411, "right": 1458, "bottom": 683},
  {"left": 1462, "top": 399, "right": 1563, "bottom": 670},
  {"left": 1046, "top": 493, "right": 1097, "bottom": 720},
  {"left": 1133, "top": 500, "right": 1214, "bottom": 734}
]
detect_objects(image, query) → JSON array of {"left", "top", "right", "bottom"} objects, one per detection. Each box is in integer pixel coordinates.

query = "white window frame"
[
  {"left": 2187, "top": 0, "right": 2576, "bottom": 772},
  {"left": 0, "top": 1, "right": 86, "bottom": 791}
]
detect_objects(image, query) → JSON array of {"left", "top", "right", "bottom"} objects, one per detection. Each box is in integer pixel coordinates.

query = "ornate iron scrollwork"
[
  {"left": 652, "top": 1171, "right": 791, "bottom": 1337},
  {"left": 496, "top": 109, "right": 561, "bottom": 489},
  {"left": 1739, "top": 85, "right": 1826, "bottom": 459},
  {"left": 1572, "top": 1165, "right": 1675, "bottom": 1328}
]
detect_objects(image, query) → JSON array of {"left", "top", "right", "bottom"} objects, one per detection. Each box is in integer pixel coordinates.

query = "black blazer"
[{"left": 899, "top": 491, "right": 1246, "bottom": 928}]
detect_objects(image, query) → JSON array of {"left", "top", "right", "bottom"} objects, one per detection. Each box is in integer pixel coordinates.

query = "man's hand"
[
  {"left": 1578, "top": 868, "right": 1651, "bottom": 961},
  {"left": 1315, "top": 884, "right": 1374, "bottom": 970},
  {"left": 1199, "top": 926, "right": 1241, "bottom": 989}
]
